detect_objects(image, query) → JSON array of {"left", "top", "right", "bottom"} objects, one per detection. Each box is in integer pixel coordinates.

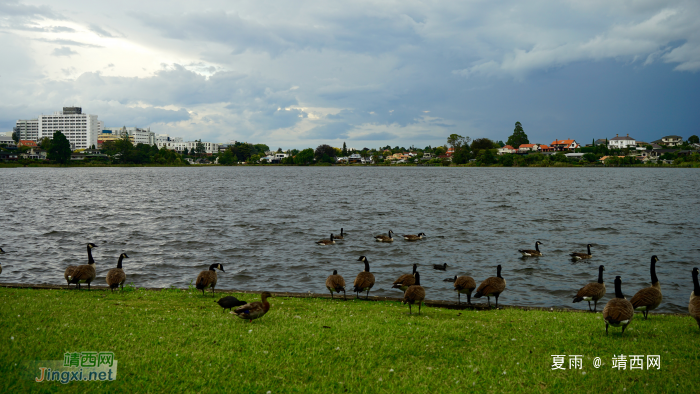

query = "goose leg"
[
  {"left": 408, "top": 304, "right": 412, "bottom": 315},
  {"left": 495, "top": 294, "right": 499, "bottom": 309},
  {"left": 587, "top": 301, "right": 592, "bottom": 312},
  {"left": 605, "top": 323, "right": 609, "bottom": 335},
  {"left": 487, "top": 296, "right": 491, "bottom": 307},
  {"left": 343, "top": 290, "right": 346, "bottom": 301},
  {"left": 87, "top": 282, "right": 91, "bottom": 291},
  {"left": 366, "top": 289, "right": 370, "bottom": 300},
  {"left": 621, "top": 324, "right": 627, "bottom": 335},
  {"left": 329, "top": 290, "right": 334, "bottom": 300},
  {"left": 418, "top": 303, "right": 422, "bottom": 315},
  {"left": 212, "top": 287, "right": 215, "bottom": 297},
  {"left": 458, "top": 293, "right": 461, "bottom": 305},
  {"left": 467, "top": 292, "right": 472, "bottom": 305},
  {"left": 593, "top": 300, "right": 597, "bottom": 313}
]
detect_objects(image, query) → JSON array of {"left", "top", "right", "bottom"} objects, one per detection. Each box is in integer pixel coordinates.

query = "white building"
[
  {"left": 104, "top": 126, "right": 155, "bottom": 145},
  {"left": 36, "top": 107, "right": 100, "bottom": 150},
  {"left": 156, "top": 140, "right": 219, "bottom": 154},
  {"left": 15, "top": 119, "right": 40, "bottom": 141},
  {"left": 608, "top": 134, "right": 636, "bottom": 149}
]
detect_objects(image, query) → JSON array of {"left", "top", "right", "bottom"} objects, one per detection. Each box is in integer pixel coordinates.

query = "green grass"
[{"left": 1, "top": 287, "right": 697, "bottom": 393}]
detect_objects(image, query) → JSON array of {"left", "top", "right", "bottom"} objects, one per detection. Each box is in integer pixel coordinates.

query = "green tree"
[
  {"left": 342, "top": 142, "right": 348, "bottom": 156},
  {"left": 218, "top": 149, "right": 236, "bottom": 165},
  {"left": 688, "top": 135, "right": 699, "bottom": 144},
  {"left": 12, "top": 128, "right": 19, "bottom": 143},
  {"left": 114, "top": 133, "right": 134, "bottom": 163},
  {"left": 446, "top": 134, "right": 469, "bottom": 150},
  {"left": 39, "top": 137, "right": 52, "bottom": 150},
  {"left": 254, "top": 144, "right": 270, "bottom": 155},
  {"left": 47, "top": 131, "right": 71, "bottom": 164},
  {"left": 195, "top": 140, "right": 206, "bottom": 157},
  {"left": 582, "top": 153, "right": 598, "bottom": 163},
  {"left": 471, "top": 138, "right": 497, "bottom": 151},
  {"left": 294, "top": 148, "right": 314, "bottom": 165},
  {"left": 506, "top": 121, "right": 529, "bottom": 148},
  {"left": 314, "top": 144, "right": 336, "bottom": 161}
]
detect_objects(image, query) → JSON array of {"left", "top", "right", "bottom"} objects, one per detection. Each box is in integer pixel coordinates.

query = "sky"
[{"left": 1, "top": 0, "right": 699, "bottom": 149}]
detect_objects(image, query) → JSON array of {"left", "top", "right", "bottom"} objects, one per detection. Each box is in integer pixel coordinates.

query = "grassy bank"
[{"left": 0, "top": 287, "right": 697, "bottom": 393}]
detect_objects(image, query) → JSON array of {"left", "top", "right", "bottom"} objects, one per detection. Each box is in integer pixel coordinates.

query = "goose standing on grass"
[
  {"left": 316, "top": 234, "right": 335, "bottom": 245},
  {"left": 630, "top": 255, "right": 662, "bottom": 320},
  {"left": 392, "top": 264, "right": 417, "bottom": 292},
  {"left": 233, "top": 291, "right": 272, "bottom": 322},
  {"left": 603, "top": 276, "right": 634, "bottom": 335},
  {"left": 403, "top": 272, "right": 426, "bottom": 315},
  {"left": 216, "top": 296, "right": 247, "bottom": 312},
  {"left": 67, "top": 243, "right": 99, "bottom": 290},
  {"left": 474, "top": 265, "right": 506, "bottom": 308},
  {"left": 570, "top": 244, "right": 593, "bottom": 260},
  {"left": 433, "top": 263, "right": 447, "bottom": 271},
  {"left": 105, "top": 253, "right": 128, "bottom": 292},
  {"left": 519, "top": 241, "right": 544, "bottom": 257},
  {"left": 65, "top": 243, "right": 97, "bottom": 288},
  {"left": 195, "top": 263, "right": 225, "bottom": 297},
  {"left": 689, "top": 268, "right": 700, "bottom": 330},
  {"left": 454, "top": 275, "right": 477, "bottom": 305},
  {"left": 573, "top": 265, "right": 606, "bottom": 312},
  {"left": 374, "top": 230, "right": 394, "bottom": 242},
  {"left": 334, "top": 228, "right": 346, "bottom": 240},
  {"left": 403, "top": 232, "right": 426, "bottom": 241},
  {"left": 443, "top": 275, "right": 457, "bottom": 283},
  {"left": 353, "top": 256, "right": 375, "bottom": 299},
  {"left": 326, "top": 270, "right": 347, "bottom": 300}
]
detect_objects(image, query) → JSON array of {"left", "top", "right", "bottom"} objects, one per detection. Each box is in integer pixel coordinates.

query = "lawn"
[{"left": 0, "top": 286, "right": 697, "bottom": 393}]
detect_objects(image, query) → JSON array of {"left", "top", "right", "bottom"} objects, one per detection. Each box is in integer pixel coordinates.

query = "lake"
[{"left": 1, "top": 166, "right": 698, "bottom": 313}]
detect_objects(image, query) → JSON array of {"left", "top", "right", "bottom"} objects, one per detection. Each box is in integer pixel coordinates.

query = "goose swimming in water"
[{"left": 374, "top": 230, "right": 394, "bottom": 242}]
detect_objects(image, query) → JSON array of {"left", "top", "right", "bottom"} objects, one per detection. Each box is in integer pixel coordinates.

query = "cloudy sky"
[{"left": 1, "top": 0, "right": 699, "bottom": 149}]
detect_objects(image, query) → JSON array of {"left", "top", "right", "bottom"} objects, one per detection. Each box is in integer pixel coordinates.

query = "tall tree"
[
  {"left": 195, "top": 140, "right": 206, "bottom": 156},
  {"left": 342, "top": 141, "right": 348, "bottom": 156},
  {"left": 471, "top": 138, "right": 497, "bottom": 151},
  {"left": 506, "top": 121, "right": 529, "bottom": 148},
  {"left": 11, "top": 127, "right": 19, "bottom": 143},
  {"left": 688, "top": 135, "right": 699, "bottom": 144},
  {"left": 446, "top": 134, "right": 469, "bottom": 150},
  {"left": 47, "top": 131, "right": 71, "bottom": 164}
]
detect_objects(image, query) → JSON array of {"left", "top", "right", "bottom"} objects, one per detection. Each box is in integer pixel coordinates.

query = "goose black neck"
[
  {"left": 692, "top": 270, "right": 699, "bottom": 295},
  {"left": 330, "top": 234, "right": 333, "bottom": 240},
  {"left": 587, "top": 245, "right": 591, "bottom": 255},
  {"left": 614, "top": 278, "right": 624, "bottom": 299},
  {"left": 340, "top": 228, "right": 343, "bottom": 235},
  {"left": 535, "top": 243, "right": 540, "bottom": 252},
  {"left": 332, "top": 269, "right": 338, "bottom": 275},
  {"left": 650, "top": 259, "right": 658, "bottom": 285},
  {"left": 412, "top": 264, "right": 417, "bottom": 275},
  {"left": 414, "top": 272, "right": 421, "bottom": 286},
  {"left": 208, "top": 263, "right": 218, "bottom": 271},
  {"left": 117, "top": 255, "right": 124, "bottom": 269},
  {"left": 364, "top": 259, "right": 370, "bottom": 273},
  {"left": 597, "top": 266, "right": 604, "bottom": 284},
  {"left": 87, "top": 246, "right": 95, "bottom": 265},
  {"left": 496, "top": 265, "right": 502, "bottom": 278}
]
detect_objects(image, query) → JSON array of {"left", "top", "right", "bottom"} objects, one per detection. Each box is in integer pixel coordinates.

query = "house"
[
  {"left": 446, "top": 147, "right": 455, "bottom": 157},
  {"left": 608, "top": 134, "right": 636, "bottom": 149},
  {"left": 348, "top": 153, "right": 363, "bottom": 164},
  {"left": 422, "top": 152, "right": 434, "bottom": 159},
  {"left": 497, "top": 145, "right": 517, "bottom": 155},
  {"left": 659, "top": 135, "right": 684, "bottom": 147},
  {"left": 0, "top": 151, "right": 18, "bottom": 160},
  {"left": 550, "top": 139, "right": 580, "bottom": 151},
  {"left": 17, "top": 140, "right": 38, "bottom": 148},
  {"left": 0, "top": 136, "right": 15, "bottom": 146},
  {"left": 518, "top": 144, "right": 539, "bottom": 153},
  {"left": 538, "top": 144, "right": 553, "bottom": 152},
  {"left": 19, "top": 148, "right": 47, "bottom": 160}
]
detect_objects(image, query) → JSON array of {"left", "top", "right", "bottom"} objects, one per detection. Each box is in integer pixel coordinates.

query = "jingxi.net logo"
[{"left": 32, "top": 352, "right": 118, "bottom": 384}]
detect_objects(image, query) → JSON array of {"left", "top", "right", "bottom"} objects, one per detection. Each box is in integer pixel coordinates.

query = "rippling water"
[{"left": 1, "top": 166, "right": 698, "bottom": 312}]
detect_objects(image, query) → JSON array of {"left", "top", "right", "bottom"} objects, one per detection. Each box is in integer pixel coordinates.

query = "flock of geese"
[{"left": 1, "top": 234, "right": 699, "bottom": 333}]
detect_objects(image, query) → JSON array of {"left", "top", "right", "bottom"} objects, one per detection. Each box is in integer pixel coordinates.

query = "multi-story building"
[
  {"left": 156, "top": 140, "right": 219, "bottom": 154},
  {"left": 608, "top": 134, "right": 636, "bottom": 149},
  {"left": 103, "top": 126, "right": 155, "bottom": 145},
  {"left": 15, "top": 119, "right": 39, "bottom": 141},
  {"left": 36, "top": 107, "right": 100, "bottom": 150}
]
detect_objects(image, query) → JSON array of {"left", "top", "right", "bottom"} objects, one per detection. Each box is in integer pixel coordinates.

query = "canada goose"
[
  {"left": 67, "top": 243, "right": 99, "bottom": 290},
  {"left": 570, "top": 244, "right": 593, "bottom": 260},
  {"left": 105, "top": 253, "right": 128, "bottom": 292},
  {"left": 433, "top": 263, "right": 447, "bottom": 271},
  {"left": 374, "top": 230, "right": 394, "bottom": 242},
  {"left": 519, "top": 241, "right": 543, "bottom": 257},
  {"left": 474, "top": 265, "right": 506, "bottom": 308},
  {"left": 326, "top": 269, "right": 347, "bottom": 300},
  {"left": 233, "top": 291, "right": 272, "bottom": 322},
  {"left": 689, "top": 268, "right": 700, "bottom": 330},
  {"left": 353, "top": 256, "right": 375, "bottom": 299},
  {"left": 392, "top": 264, "right": 418, "bottom": 291},
  {"left": 573, "top": 265, "right": 606, "bottom": 312},
  {"left": 454, "top": 275, "right": 477, "bottom": 305},
  {"left": 403, "top": 272, "right": 426, "bottom": 315},
  {"left": 403, "top": 232, "right": 426, "bottom": 241},
  {"left": 216, "top": 296, "right": 247, "bottom": 312},
  {"left": 443, "top": 275, "right": 457, "bottom": 282},
  {"left": 630, "top": 255, "right": 662, "bottom": 320},
  {"left": 316, "top": 234, "right": 335, "bottom": 245},
  {"left": 603, "top": 276, "right": 634, "bottom": 335},
  {"left": 65, "top": 243, "right": 97, "bottom": 288},
  {"left": 334, "top": 228, "right": 346, "bottom": 240},
  {"left": 195, "top": 263, "right": 225, "bottom": 297}
]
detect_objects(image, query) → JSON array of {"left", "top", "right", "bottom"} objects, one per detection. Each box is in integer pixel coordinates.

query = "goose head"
[
  {"left": 357, "top": 256, "right": 368, "bottom": 262},
  {"left": 418, "top": 232, "right": 426, "bottom": 237},
  {"left": 217, "top": 263, "right": 225, "bottom": 272},
  {"left": 332, "top": 269, "right": 338, "bottom": 275},
  {"left": 651, "top": 255, "right": 659, "bottom": 263},
  {"left": 536, "top": 241, "right": 543, "bottom": 246},
  {"left": 0, "top": 247, "right": 5, "bottom": 254},
  {"left": 120, "top": 253, "right": 129, "bottom": 259},
  {"left": 88, "top": 243, "right": 98, "bottom": 249}
]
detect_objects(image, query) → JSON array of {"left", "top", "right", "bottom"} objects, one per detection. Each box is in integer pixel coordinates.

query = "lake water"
[{"left": 1, "top": 166, "right": 698, "bottom": 313}]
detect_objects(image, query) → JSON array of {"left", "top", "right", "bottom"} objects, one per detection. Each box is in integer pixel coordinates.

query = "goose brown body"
[
  {"left": 403, "top": 232, "right": 426, "bottom": 241},
  {"left": 689, "top": 268, "right": 700, "bottom": 330},
  {"left": 196, "top": 263, "right": 224, "bottom": 297},
  {"left": 105, "top": 253, "right": 128, "bottom": 292},
  {"left": 326, "top": 270, "right": 347, "bottom": 300},
  {"left": 334, "top": 228, "right": 345, "bottom": 240},
  {"left": 603, "top": 276, "right": 634, "bottom": 335},
  {"left": 474, "top": 265, "right": 506, "bottom": 308},
  {"left": 454, "top": 275, "right": 477, "bottom": 305},
  {"left": 433, "top": 263, "right": 447, "bottom": 271},
  {"left": 353, "top": 256, "right": 375, "bottom": 299},
  {"left": 66, "top": 243, "right": 97, "bottom": 288},
  {"left": 570, "top": 244, "right": 593, "bottom": 260},
  {"left": 316, "top": 234, "right": 335, "bottom": 245},
  {"left": 519, "top": 241, "right": 543, "bottom": 257},
  {"left": 392, "top": 264, "right": 417, "bottom": 292},
  {"left": 402, "top": 272, "right": 425, "bottom": 315},
  {"left": 374, "top": 230, "right": 394, "bottom": 242},
  {"left": 67, "top": 243, "right": 99, "bottom": 290},
  {"left": 629, "top": 256, "right": 662, "bottom": 319},
  {"left": 573, "top": 265, "right": 606, "bottom": 312},
  {"left": 234, "top": 291, "right": 272, "bottom": 322}
]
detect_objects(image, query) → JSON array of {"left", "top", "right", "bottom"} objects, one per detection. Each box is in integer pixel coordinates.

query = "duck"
[
  {"left": 216, "top": 296, "right": 247, "bottom": 312},
  {"left": 443, "top": 275, "right": 457, "bottom": 282},
  {"left": 403, "top": 232, "right": 426, "bottom": 241},
  {"left": 334, "top": 228, "right": 346, "bottom": 240},
  {"left": 65, "top": 243, "right": 97, "bottom": 288},
  {"left": 474, "top": 265, "right": 506, "bottom": 308},
  {"left": 402, "top": 272, "right": 426, "bottom": 315},
  {"left": 630, "top": 255, "right": 662, "bottom": 320},
  {"left": 573, "top": 265, "right": 606, "bottom": 312},
  {"left": 66, "top": 243, "right": 99, "bottom": 290},
  {"left": 570, "top": 244, "right": 593, "bottom": 260},
  {"left": 433, "top": 263, "right": 448, "bottom": 271},
  {"left": 518, "top": 241, "right": 543, "bottom": 257},
  {"left": 374, "top": 230, "right": 394, "bottom": 242},
  {"left": 603, "top": 276, "right": 634, "bottom": 335},
  {"left": 392, "top": 264, "right": 417, "bottom": 292},
  {"left": 195, "top": 263, "right": 225, "bottom": 297},
  {"left": 233, "top": 291, "right": 272, "bottom": 322},
  {"left": 325, "top": 269, "right": 347, "bottom": 300},
  {"left": 316, "top": 234, "right": 335, "bottom": 245},
  {"left": 689, "top": 268, "right": 700, "bottom": 331},
  {"left": 105, "top": 253, "right": 128, "bottom": 292},
  {"left": 454, "top": 275, "right": 477, "bottom": 305},
  {"left": 353, "top": 256, "right": 375, "bottom": 299}
]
